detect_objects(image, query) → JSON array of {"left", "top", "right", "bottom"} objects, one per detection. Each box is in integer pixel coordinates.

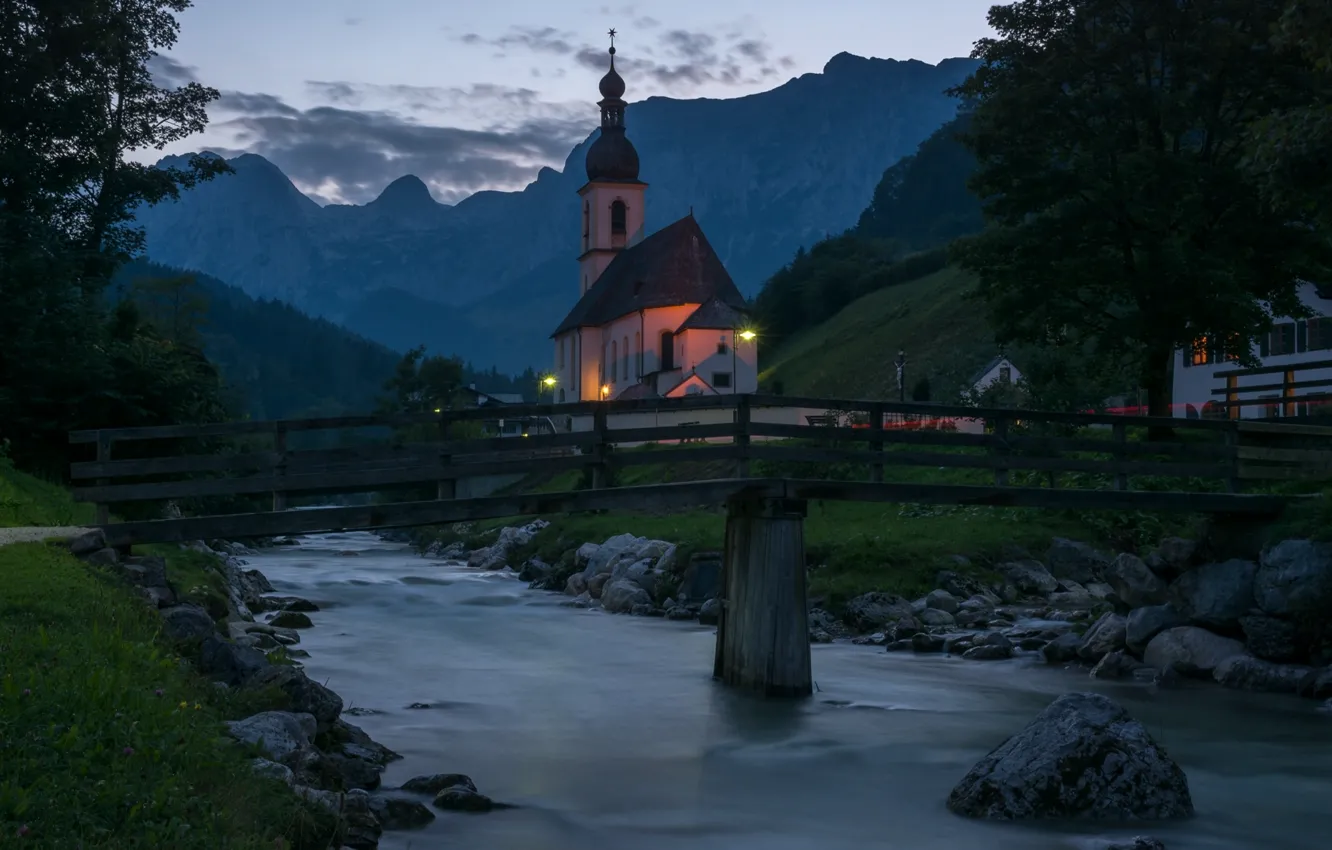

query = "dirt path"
[{"left": 0, "top": 526, "right": 93, "bottom": 547}]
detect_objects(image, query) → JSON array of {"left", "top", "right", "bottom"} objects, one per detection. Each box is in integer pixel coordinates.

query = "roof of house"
[
  {"left": 552, "top": 213, "right": 747, "bottom": 337},
  {"left": 675, "top": 296, "right": 748, "bottom": 333},
  {"left": 969, "top": 355, "right": 1014, "bottom": 386},
  {"left": 467, "top": 388, "right": 524, "bottom": 405},
  {"left": 614, "top": 381, "right": 660, "bottom": 400}
]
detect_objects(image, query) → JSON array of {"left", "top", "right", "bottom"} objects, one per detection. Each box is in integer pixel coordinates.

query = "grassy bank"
[{"left": 0, "top": 461, "right": 333, "bottom": 848}]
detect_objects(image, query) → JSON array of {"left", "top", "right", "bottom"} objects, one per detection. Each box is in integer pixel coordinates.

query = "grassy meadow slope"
[{"left": 760, "top": 265, "right": 1000, "bottom": 399}]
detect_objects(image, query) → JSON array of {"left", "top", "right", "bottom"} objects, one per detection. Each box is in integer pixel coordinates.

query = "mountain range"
[{"left": 134, "top": 52, "right": 978, "bottom": 374}]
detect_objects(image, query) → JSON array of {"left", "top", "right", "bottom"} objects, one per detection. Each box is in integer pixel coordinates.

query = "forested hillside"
[{"left": 113, "top": 261, "right": 539, "bottom": 421}]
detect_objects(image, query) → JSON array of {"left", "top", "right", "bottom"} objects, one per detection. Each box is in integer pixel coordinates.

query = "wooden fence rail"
[
  {"left": 66, "top": 395, "right": 1332, "bottom": 532},
  {"left": 1213, "top": 358, "right": 1332, "bottom": 419}
]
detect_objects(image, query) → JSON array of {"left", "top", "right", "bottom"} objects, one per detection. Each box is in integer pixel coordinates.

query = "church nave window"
[{"left": 611, "top": 200, "right": 627, "bottom": 235}]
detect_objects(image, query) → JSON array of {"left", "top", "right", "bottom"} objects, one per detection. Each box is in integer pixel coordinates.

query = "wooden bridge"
[{"left": 69, "top": 394, "right": 1332, "bottom": 698}]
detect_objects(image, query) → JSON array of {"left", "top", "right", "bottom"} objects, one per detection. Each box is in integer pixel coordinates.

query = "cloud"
[
  {"left": 457, "top": 22, "right": 795, "bottom": 91},
  {"left": 207, "top": 85, "right": 592, "bottom": 205},
  {"left": 147, "top": 53, "right": 199, "bottom": 88}
]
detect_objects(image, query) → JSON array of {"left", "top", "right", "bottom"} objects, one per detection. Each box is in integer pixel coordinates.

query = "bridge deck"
[{"left": 67, "top": 394, "right": 1332, "bottom": 547}]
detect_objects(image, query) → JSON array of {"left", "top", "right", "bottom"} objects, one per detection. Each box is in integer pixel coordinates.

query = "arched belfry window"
[{"left": 610, "top": 200, "right": 627, "bottom": 235}]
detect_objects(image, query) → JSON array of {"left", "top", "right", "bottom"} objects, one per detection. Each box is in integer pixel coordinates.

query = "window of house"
[
  {"left": 610, "top": 340, "right": 618, "bottom": 381},
  {"left": 660, "top": 331, "right": 674, "bottom": 371},
  {"left": 634, "top": 331, "right": 641, "bottom": 376},
  {"left": 998, "top": 365, "right": 1011, "bottom": 383},
  {"left": 559, "top": 337, "right": 565, "bottom": 369},
  {"left": 558, "top": 389, "right": 565, "bottom": 403},
  {"left": 718, "top": 338, "right": 729, "bottom": 355},
  {"left": 611, "top": 200, "right": 627, "bottom": 235},
  {"left": 1307, "top": 317, "right": 1331, "bottom": 351},
  {"left": 582, "top": 202, "right": 590, "bottom": 250},
  {"left": 1265, "top": 323, "right": 1298, "bottom": 357},
  {"left": 1188, "top": 336, "right": 1211, "bottom": 367},
  {"left": 622, "top": 335, "right": 629, "bottom": 381},
  {"left": 713, "top": 371, "right": 733, "bottom": 389}
]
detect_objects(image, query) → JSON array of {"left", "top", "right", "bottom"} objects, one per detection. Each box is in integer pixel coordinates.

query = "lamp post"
[
  {"left": 896, "top": 349, "right": 906, "bottom": 403},
  {"left": 733, "top": 328, "right": 757, "bottom": 394},
  {"left": 540, "top": 374, "right": 557, "bottom": 403}
]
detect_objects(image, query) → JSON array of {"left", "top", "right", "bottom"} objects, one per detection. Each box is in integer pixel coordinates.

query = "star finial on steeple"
[{"left": 608, "top": 28, "right": 617, "bottom": 55}]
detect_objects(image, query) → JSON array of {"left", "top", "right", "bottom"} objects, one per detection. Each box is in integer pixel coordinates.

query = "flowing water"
[{"left": 248, "top": 532, "right": 1332, "bottom": 850}]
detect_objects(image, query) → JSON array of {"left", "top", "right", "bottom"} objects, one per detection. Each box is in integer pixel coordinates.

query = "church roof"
[
  {"left": 551, "top": 214, "right": 747, "bottom": 337},
  {"left": 675, "top": 297, "right": 748, "bottom": 333}
]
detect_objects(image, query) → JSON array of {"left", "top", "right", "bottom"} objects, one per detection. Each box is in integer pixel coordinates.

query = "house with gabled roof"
[{"left": 549, "top": 40, "right": 758, "bottom": 402}]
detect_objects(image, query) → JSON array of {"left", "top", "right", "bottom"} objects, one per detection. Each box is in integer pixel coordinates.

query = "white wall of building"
[
  {"left": 971, "top": 357, "right": 1021, "bottom": 396},
  {"left": 1172, "top": 283, "right": 1332, "bottom": 419}
]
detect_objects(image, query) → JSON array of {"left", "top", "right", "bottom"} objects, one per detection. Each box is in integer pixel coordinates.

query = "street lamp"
[
  {"left": 540, "top": 374, "right": 557, "bottom": 403},
  {"left": 895, "top": 349, "right": 907, "bottom": 403},
  {"left": 733, "top": 328, "right": 757, "bottom": 394}
]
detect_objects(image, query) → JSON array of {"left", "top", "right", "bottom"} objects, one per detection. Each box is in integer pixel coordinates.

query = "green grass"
[
  {"left": 0, "top": 460, "right": 96, "bottom": 527},
  {"left": 0, "top": 543, "right": 339, "bottom": 849},
  {"left": 761, "top": 265, "right": 1003, "bottom": 399}
]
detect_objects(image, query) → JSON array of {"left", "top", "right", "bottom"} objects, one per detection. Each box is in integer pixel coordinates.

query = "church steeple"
[{"left": 585, "top": 30, "right": 640, "bottom": 182}]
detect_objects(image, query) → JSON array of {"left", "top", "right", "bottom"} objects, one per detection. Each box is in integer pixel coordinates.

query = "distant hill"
[
  {"left": 111, "top": 261, "right": 535, "bottom": 420},
  {"left": 132, "top": 53, "right": 979, "bottom": 374}
]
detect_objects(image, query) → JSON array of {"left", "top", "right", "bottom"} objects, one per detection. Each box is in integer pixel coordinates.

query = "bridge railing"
[
  {"left": 1211, "top": 358, "right": 1332, "bottom": 420},
  {"left": 67, "top": 394, "right": 1332, "bottom": 525}
]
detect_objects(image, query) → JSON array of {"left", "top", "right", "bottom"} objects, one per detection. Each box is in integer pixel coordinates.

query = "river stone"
[
  {"left": 1105, "top": 839, "right": 1167, "bottom": 850},
  {"left": 1105, "top": 553, "right": 1170, "bottom": 609},
  {"left": 251, "top": 758, "right": 295, "bottom": 784},
  {"left": 1168, "top": 559, "right": 1257, "bottom": 633},
  {"left": 1144, "top": 627, "right": 1245, "bottom": 678},
  {"left": 587, "top": 573, "right": 610, "bottom": 599},
  {"left": 843, "top": 592, "right": 915, "bottom": 632},
  {"left": 1045, "top": 538, "right": 1110, "bottom": 584},
  {"left": 565, "top": 573, "right": 588, "bottom": 596},
  {"left": 159, "top": 603, "right": 217, "bottom": 643},
  {"left": 1239, "top": 614, "right": 1303, "bottom": 662},
  {"left": 677, "top": 553, "right": 721, "bottom": 603},
  {"left": 67, "top": 527, "right": 107, "bottom": 556},
  {"left": 1090, "top": 649, "right": 1146, "bottom": 680},
  {"left": 402, "top": 773, "right": 477, "bottom": 795},
  {"left": 1149, "top": 537, "right": 1198, "bottom": 579},
  {"left": 1299, "top": 667, "right": 1332, "bottom": 699},
  {"left": 1078, "top": 612, "right": 1128, "bottom": 662},
  {"left": 918, "top": 607, "right": 956, "bottom": 627},
  {"left": 1125, "top": 605, "right": 1187, "bottom": 656},
  {"left": 1213, "top": 655, "right": 1313, "bottom": 694},
  {"left": 998, "top": 560, "right": 1059, "bottom": 596},
  {"left": 226, "top": 711, "right": 316, "bottom": 761},
  {"left": 246, "top": 665, "right": 344, "bottom": 731},
  {"left": 925, "top": 589, "right": 959, "bottom": 614},
  {"left": 945, "top": 692, "right": 1193, "bottom": 821},
  {"left": 369, "top": 795, "right": 436, "bottom": 830},
  {"left": 1255, "top": 539, "right": 1332, "bottom": 617},
  {"left": 581, "top": 533, "right": 644, "bottom": 578},
  {"left": 339, "top": 789, "right": 382, "bottom": 850},
  {"left": 268, "top": 610, "right": 313, "bottom": 629},
  {"left": 433, "top": 786, "right": 500, "bottom": 812},
  {"left": 911, "top": 632, "right": 946, "bottom": 653},
  {"left": 1041, "top": 632, "right": 1084, "bottom": 664},
  {"left": 601, "top": 578, "right": 652, "bottom": 614},
  {"left": 198, "top": 634, "right": 270, "bottom": 686},
  {"left": 963, "top": 641, "right": 1013, "bottom": 661}
]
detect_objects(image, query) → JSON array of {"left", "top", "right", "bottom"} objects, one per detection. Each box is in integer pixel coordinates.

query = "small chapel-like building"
[{"left": 549, "top": 37, "right": 757, "bottom": 402}]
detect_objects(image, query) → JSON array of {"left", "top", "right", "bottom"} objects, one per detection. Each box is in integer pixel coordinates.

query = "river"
[{"left": 247, "top": 532, "right": 1332, "bottom": 850}]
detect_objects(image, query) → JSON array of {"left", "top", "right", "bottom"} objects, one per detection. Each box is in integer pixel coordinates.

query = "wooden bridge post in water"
[{"left": 713, "top": 495, "right": 811, "bottom": 698}]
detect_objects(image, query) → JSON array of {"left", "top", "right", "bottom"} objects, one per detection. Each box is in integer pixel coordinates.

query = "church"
[{"left": 549, "top": 38, "right": 757, "bottom": 403}]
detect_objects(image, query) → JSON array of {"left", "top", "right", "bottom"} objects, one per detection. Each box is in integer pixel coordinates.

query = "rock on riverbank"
[
  {"left": 61, "top": 531, "right": 501, "bottom": 849},
  {"left": 415, "top": 522, "right": 1332, "bottom": 708}
]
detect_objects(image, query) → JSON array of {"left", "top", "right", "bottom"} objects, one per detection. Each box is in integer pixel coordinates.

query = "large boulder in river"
[
  {"left": 1213, "top": 655, "right": 1313, "bottom": 694},
  {"left": 1144, "top": 626, "right": 1245, "bottom": 678},
  {"left": 843, "top": 592, "right": 915, "bottom": 632},
  {"left": 1168, "top": 559, "right": 1256, "bottom": 633},
  {"left": 1105, "top": 553, "right": 1170, "bottom": 609},
  {"left": 1125, "top": 605, "right": 1187, "bottom": 656},
  {"left": 946, "top": 692, "right": 1193, "bottom": 821},
  {"left": 1239, "top": 614, "right": 1303, "bottom": 662},
  {"left": 1255, "top": 539, "right": 1332, "bottom": 617},
  {"left": 1045, "top": 539, "right": 1110, "bottom": 584},
  {"left": 1078, "top": 612, "right": 1128, "bottom": 661},
  {"left": 601, "top": 579, "right": 652, "bottom": 614},
  {"left": 998, "top": 560, "right": 1059, "bottom": 596}
]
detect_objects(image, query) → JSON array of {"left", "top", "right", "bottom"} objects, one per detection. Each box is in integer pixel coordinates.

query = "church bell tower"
[{"left": 577, "top": 30, "right": 647, "bottom": 296}]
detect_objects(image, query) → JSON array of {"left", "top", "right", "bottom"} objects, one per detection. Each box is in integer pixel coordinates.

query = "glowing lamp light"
[
  {"left": 738, "top": 329, "right": 757, "bottom": 342},
  {"left": 433, "top": 407, "right": 441, "bottom": 413},
  {"left": 600, "top": 384, "right": 610, "bottom": 399},
  {"left": 542, "top": 376, "right": 557, "bottom": 388}
]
